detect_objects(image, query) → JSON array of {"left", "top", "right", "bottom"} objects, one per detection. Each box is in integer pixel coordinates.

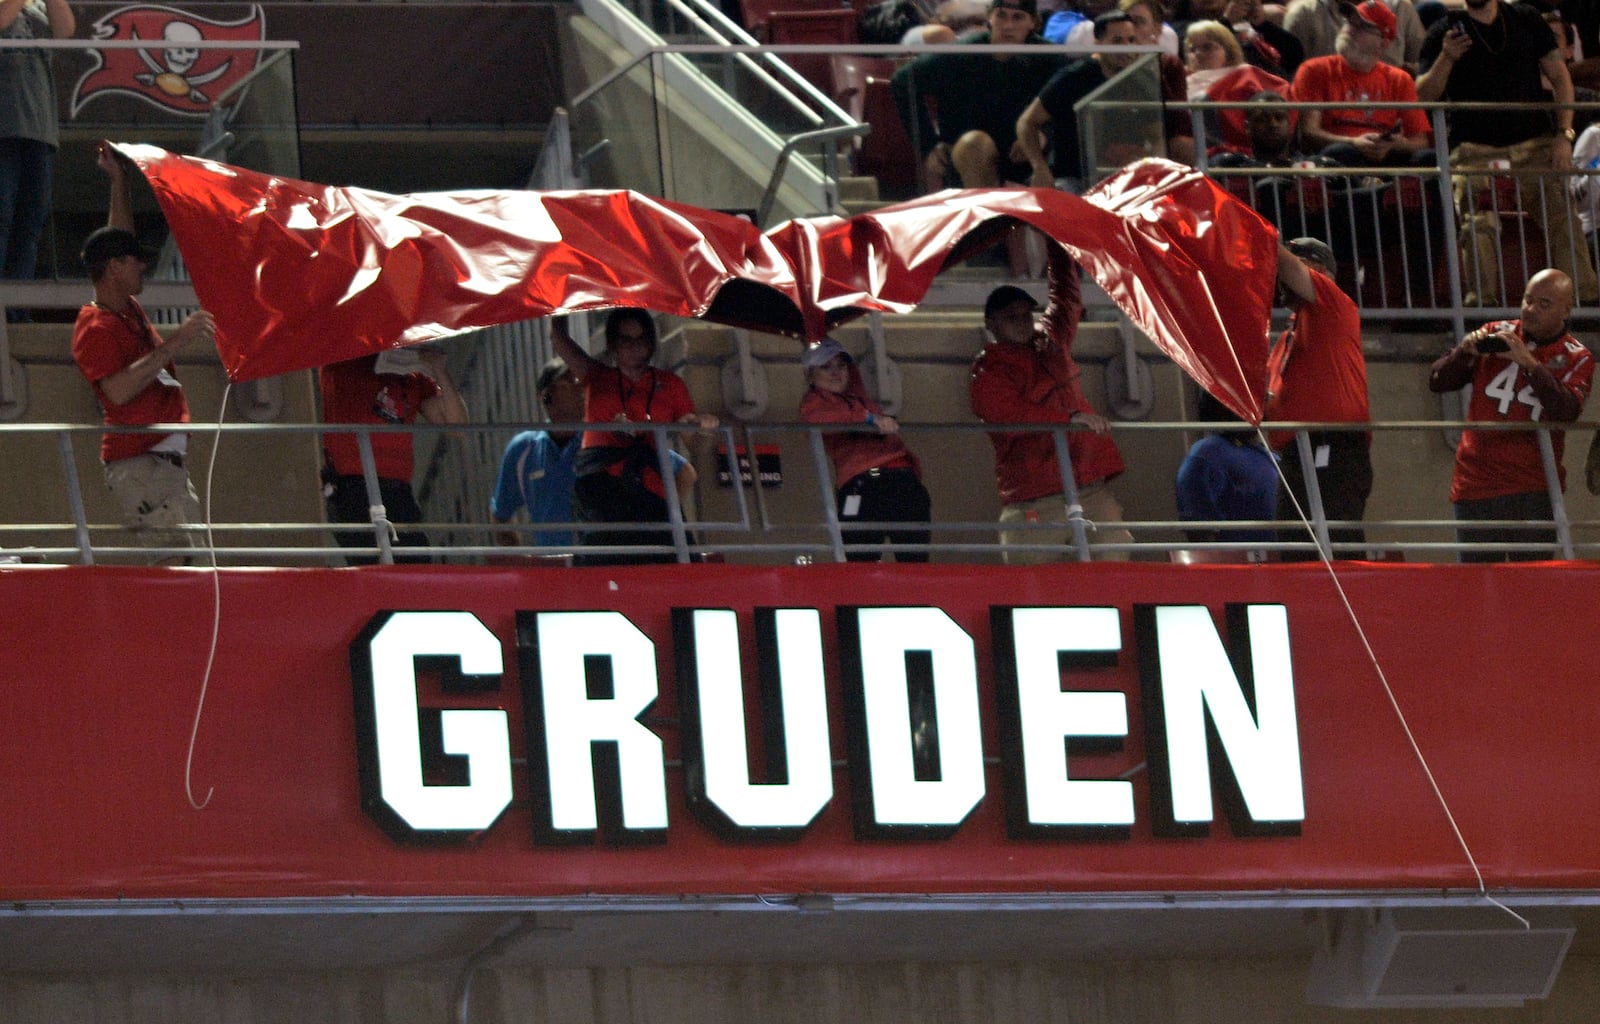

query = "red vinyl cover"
[{"left": 116, "top": 146, "right": 1277, "bottom": 422}]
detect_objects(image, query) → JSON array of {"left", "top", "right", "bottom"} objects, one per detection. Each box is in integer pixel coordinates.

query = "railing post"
[
  {"left": 356, "top": 429, "right": 396, "bottom": 566},
  {"left": 1293, "top": 430, "right": 1333, "bottom": 559},
  {"left": 56, "top": 430, "right": 94, "bottom": 566},
  {"left": 1050, "top": 428, "right": 1092, "bottom": 562},
  {"left": 656, "top": 424, "right": 693, "bottom": 564},
  {"left": 1537, "top": 429, "right": 1575, "bottom": 560},
  {"left": 806, "top": 427, "right": 847, "bottom": 563},
  {"left": 1431, "top": 109, "right": 1470, "bottom": 342}
]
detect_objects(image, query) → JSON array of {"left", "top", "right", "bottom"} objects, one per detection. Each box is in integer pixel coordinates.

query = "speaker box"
[{"left": 1306, "top": 907, "right": 1575, "bottom": 1008}]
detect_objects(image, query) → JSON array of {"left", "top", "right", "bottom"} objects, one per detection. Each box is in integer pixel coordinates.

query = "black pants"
[
  {"left": 1455, "top": 490, "right": 1557, "bottom": 562},
  {"left": 573, "top": 471, "right": 679, "bottom": 566},
  {"left": 325, "top": 475, "right": 430, "bottom": 564},
  {"left": 837, "top": 467, "right": 931, "bottom": 563},
  {"left": 1276, "top": 432, "right": 1373, "bottom": 561}
]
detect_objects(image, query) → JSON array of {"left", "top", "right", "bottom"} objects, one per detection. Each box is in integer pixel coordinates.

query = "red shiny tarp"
[
  {"left": 2, "top": 561, "right": 1600, "bottom": 900},
  {"left": 117, "top": 146, "right": 1277, "bottom": 422}
]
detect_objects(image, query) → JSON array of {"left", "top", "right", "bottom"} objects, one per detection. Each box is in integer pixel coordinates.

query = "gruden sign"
[{"left": 350, "top": 604, "right": 1305, "bottom": 845}]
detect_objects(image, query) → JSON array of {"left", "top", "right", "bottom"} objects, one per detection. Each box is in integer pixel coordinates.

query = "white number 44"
[{"left": 1483, "top": 363, "right": 1543, "bottom": 420}]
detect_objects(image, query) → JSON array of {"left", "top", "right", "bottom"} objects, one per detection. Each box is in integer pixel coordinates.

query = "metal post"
[
  {"left": 656, "top": 425, "right": 692, "bottom": 564},
  {"left": 355, "top": 430, "right": 396, "bottom": 565},
  {"left": 56, "top": 430, "right": 94, "bottom": 566},
  {"left": 1294, "top": 431, "right": 1333, "bottom": 559},
  {"left": 806, "top": 427, "right": 847, "bottom": 563},
  {"left": 1050, "top": 428, "right": 1092, "bottom": 562},
  {"left": 1537, "top": 429, "right": 1575, "bottom": 560}
]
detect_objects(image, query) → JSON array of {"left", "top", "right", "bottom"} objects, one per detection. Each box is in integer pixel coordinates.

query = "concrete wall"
[{"left": 3, "top": 955, "right": 1600, "bottom": 1023}]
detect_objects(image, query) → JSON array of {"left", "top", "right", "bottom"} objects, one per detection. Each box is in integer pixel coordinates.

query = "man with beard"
[
  {"left": 1417, "top": 0, "right": 1599, "bottom": 305},
  {"left": 1428, "top": 269, "right": 1593, "bottom": 560},
  {"left": 1293, "top": 1, "right": 1434, "bottom": 167}
]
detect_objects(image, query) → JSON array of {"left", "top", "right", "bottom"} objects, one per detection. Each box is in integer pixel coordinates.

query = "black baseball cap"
[
  {"left": 984, "top": 284, "right": 1041, "bottom": 318},
  {"left": 1286, "top": 236, "right": 1337, "bottom": 275},
  {"left": 81, "top": 227, "right": 156, "bottom": 270}
]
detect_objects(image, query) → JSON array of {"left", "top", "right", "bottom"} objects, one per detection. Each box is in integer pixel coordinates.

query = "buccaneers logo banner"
[
  {"left": 71, "top": 4, "right": 265, "bottom": 118},
  {"left": 114, "top": 144, "right": 1278, "bottom": 424}
]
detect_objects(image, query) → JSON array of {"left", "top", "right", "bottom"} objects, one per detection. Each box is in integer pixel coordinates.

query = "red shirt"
[
  {"left": 799, "top": 368, "right": 917, "bottom": 488},
  {"left": 319, "top": 355, "right": 441, "bottom": 480},
  {"left": 1452, "top": 326, "right": 1594, "bottom": 502},
  {"left": 1291, "top": 55, "right": 1431, "bottom": 142},
  {"left": 969, "top": 251, "right": 1124, "bottom": 503},
  {"left": 579, "top": 365, "right": 696, "bottom": 499},
  {"left": 1265, "top": 270, "right": 1370, "bottom": 451},
  {"left": 71, "top": 298, "right": 191, "bottom": 463}
]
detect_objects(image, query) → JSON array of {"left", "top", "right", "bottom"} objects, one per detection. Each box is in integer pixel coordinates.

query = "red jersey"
[
  {"left": 799, "top": 363, "right": 918, "bottom": 487},
  {"left": 1452, "top": 325, "right": 1594, "bottom": 502},
  {"left": 579, "top": 365, "right": 696, "bottom": 499},
  {"left": 71, "top": 298, "right": 191, "bottom": 463},
  {"left": 1291, "top": 55, "right": 1431, "bottom": 143},
  {"left": 319, "top": 356, "right": 441, "bottom": 480},
  {"left": 1265, "top": 270, "right": 1370, "bottom": 451}
]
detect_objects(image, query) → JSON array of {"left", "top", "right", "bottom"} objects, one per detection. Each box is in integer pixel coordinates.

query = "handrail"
[
  {"left": 756, "top": 123, "right": 870, "bottom": 227},
  {"left": 0, "top": 417, "right": 1591, "bottom": 566}
]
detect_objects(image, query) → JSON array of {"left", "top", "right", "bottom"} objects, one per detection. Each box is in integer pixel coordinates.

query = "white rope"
[
  {"left": 1261, "top": 426, "right": 1528, "bottom": 929},
  {"left": 183, "top": 381, "right": 231, "bottom": 812}
]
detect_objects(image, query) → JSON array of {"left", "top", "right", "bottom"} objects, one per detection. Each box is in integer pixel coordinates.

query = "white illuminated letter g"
[{"left": 355, "top": 611, "right": 513, "bottom": 839}]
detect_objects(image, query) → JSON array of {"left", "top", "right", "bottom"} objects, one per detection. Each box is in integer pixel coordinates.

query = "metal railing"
[{"left": 2, "top": 416, "right": 1594, "bottom": 567}]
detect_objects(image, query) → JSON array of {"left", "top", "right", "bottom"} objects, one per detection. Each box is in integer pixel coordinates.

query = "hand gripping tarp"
[{"left": 116, "top": 144, "right": 1278, "bottom": 423}]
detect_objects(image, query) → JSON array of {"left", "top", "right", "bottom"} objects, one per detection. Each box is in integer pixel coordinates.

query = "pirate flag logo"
[{"left": 71, "top": 5, "right": 266, "bottom": 118}]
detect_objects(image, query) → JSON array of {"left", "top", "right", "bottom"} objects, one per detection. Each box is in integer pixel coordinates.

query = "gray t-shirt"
[{"left": 0, "top": 1, "right": 59, "bottom": 148}]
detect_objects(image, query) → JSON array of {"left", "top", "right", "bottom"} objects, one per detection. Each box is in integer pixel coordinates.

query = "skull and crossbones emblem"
[{"left": 133, "top": 21, "right": 231, "bottom": 103}]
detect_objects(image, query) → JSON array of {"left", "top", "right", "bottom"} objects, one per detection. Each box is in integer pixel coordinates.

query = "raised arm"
[{"left": 548, "top": 316, "right": 603, "bottom": 379}]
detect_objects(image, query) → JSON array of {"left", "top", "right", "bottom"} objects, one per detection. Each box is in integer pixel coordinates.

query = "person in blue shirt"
[
  {"left": 490, "top": 359, "right": 586, "bottom": 547},
  {"left": 1175, "top": 389, "right": 1280, "bottom": 543},
  {"left": 491, "top": 357, "right": 696, "bottom": 547}
]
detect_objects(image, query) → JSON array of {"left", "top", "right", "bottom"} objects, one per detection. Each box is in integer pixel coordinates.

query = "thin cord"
[
  {"left": 1260, "top": 427, "right": 1528, "bottom": 929},
  {"left": 184, "top": 381, "right": 231, "bottom": 811}
]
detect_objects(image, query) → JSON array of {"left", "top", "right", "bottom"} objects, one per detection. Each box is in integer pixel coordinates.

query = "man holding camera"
[{"left": 1428, "top": 269, "right": 1593, "bottom": 560}]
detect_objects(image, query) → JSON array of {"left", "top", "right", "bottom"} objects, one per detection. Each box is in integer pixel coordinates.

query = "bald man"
[{"left": 1429, "top": 269, "right": 1595, "bottom": 561}]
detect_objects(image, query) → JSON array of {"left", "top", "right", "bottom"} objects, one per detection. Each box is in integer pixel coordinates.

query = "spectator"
[
  {"left": 1210, "top": 90, "right": 1340, "bottom": 234},
  {"left": 0, "top": 0, "right": 73, "bottom": 321},
  {"left": 1285, "top": 0, "right": 1425, "bottom": 73},
  {"left": 1174, "top": 0, "right": 1302, "bottom": 75},
  {"left": 1175, "top": 389, "right": 1280, "bottom": 543},
  {"left": 551, "top": 311, "right": 717, "bottom": 565},
  {"left": 1063, "top": 0, "right": 1181, "bottom": 54},
  {"left": 800, "top": 338, "right": 932, "bottom": 562},
  {"left": 969, "top": 247, "right": 1131, "bottom": 563},
  {"left": 1571, "top": 119, "right": 1600, "bottom": 262},
  {"left": 1185, "top": 19, "right": 1292, "bottom": 150},
  {"left": 1427, "top": 269, "right": 1593, "bottom": 561},
  {"left": 320, "top": 347, "right": 468, "bottom": 564},
  {"left": 1292, "top": 1, "right": 1435, "bottom": 167},
  {"left": 1015, "top": 11, "right": 1145, "bottom": 192},
  {"left": 70, "top": 143, "right": 216, "bottom": 565},
  {"left": 891, "top": 0, "right": 1067, "bottom": 196},
  {"left": 489, "top": 358, "right": 586, "bottom": 548},
  {"left": 1266, "top": 237, "right": 1373, "bottom": 559},
  {"left": 1417, "top": 0, "right": 1600, "bottom": 306}
]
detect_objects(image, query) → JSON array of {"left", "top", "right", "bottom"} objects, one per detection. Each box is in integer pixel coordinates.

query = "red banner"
[
  {"left": 0, "top": 562, "right": 1596, "bottom": 901},
  {"left": 114, "top": 147, "right": 1277, "bottom": 422}
]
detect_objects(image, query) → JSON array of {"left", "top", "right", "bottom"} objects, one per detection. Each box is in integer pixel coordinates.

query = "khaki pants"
[
  {"left": 998, "top": 481, "right": 1132, "bottom": 564},
  {"left": 104, "top": 451, "right": 200, "bottom": 563},
  {"left": 1450, "top": 137, "right": 1599, "bottom": 305}
]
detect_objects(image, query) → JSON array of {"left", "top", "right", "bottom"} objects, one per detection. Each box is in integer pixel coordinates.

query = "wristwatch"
[{"left": 1560, "top": 127, "right": 1577, "bottom": 143}]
